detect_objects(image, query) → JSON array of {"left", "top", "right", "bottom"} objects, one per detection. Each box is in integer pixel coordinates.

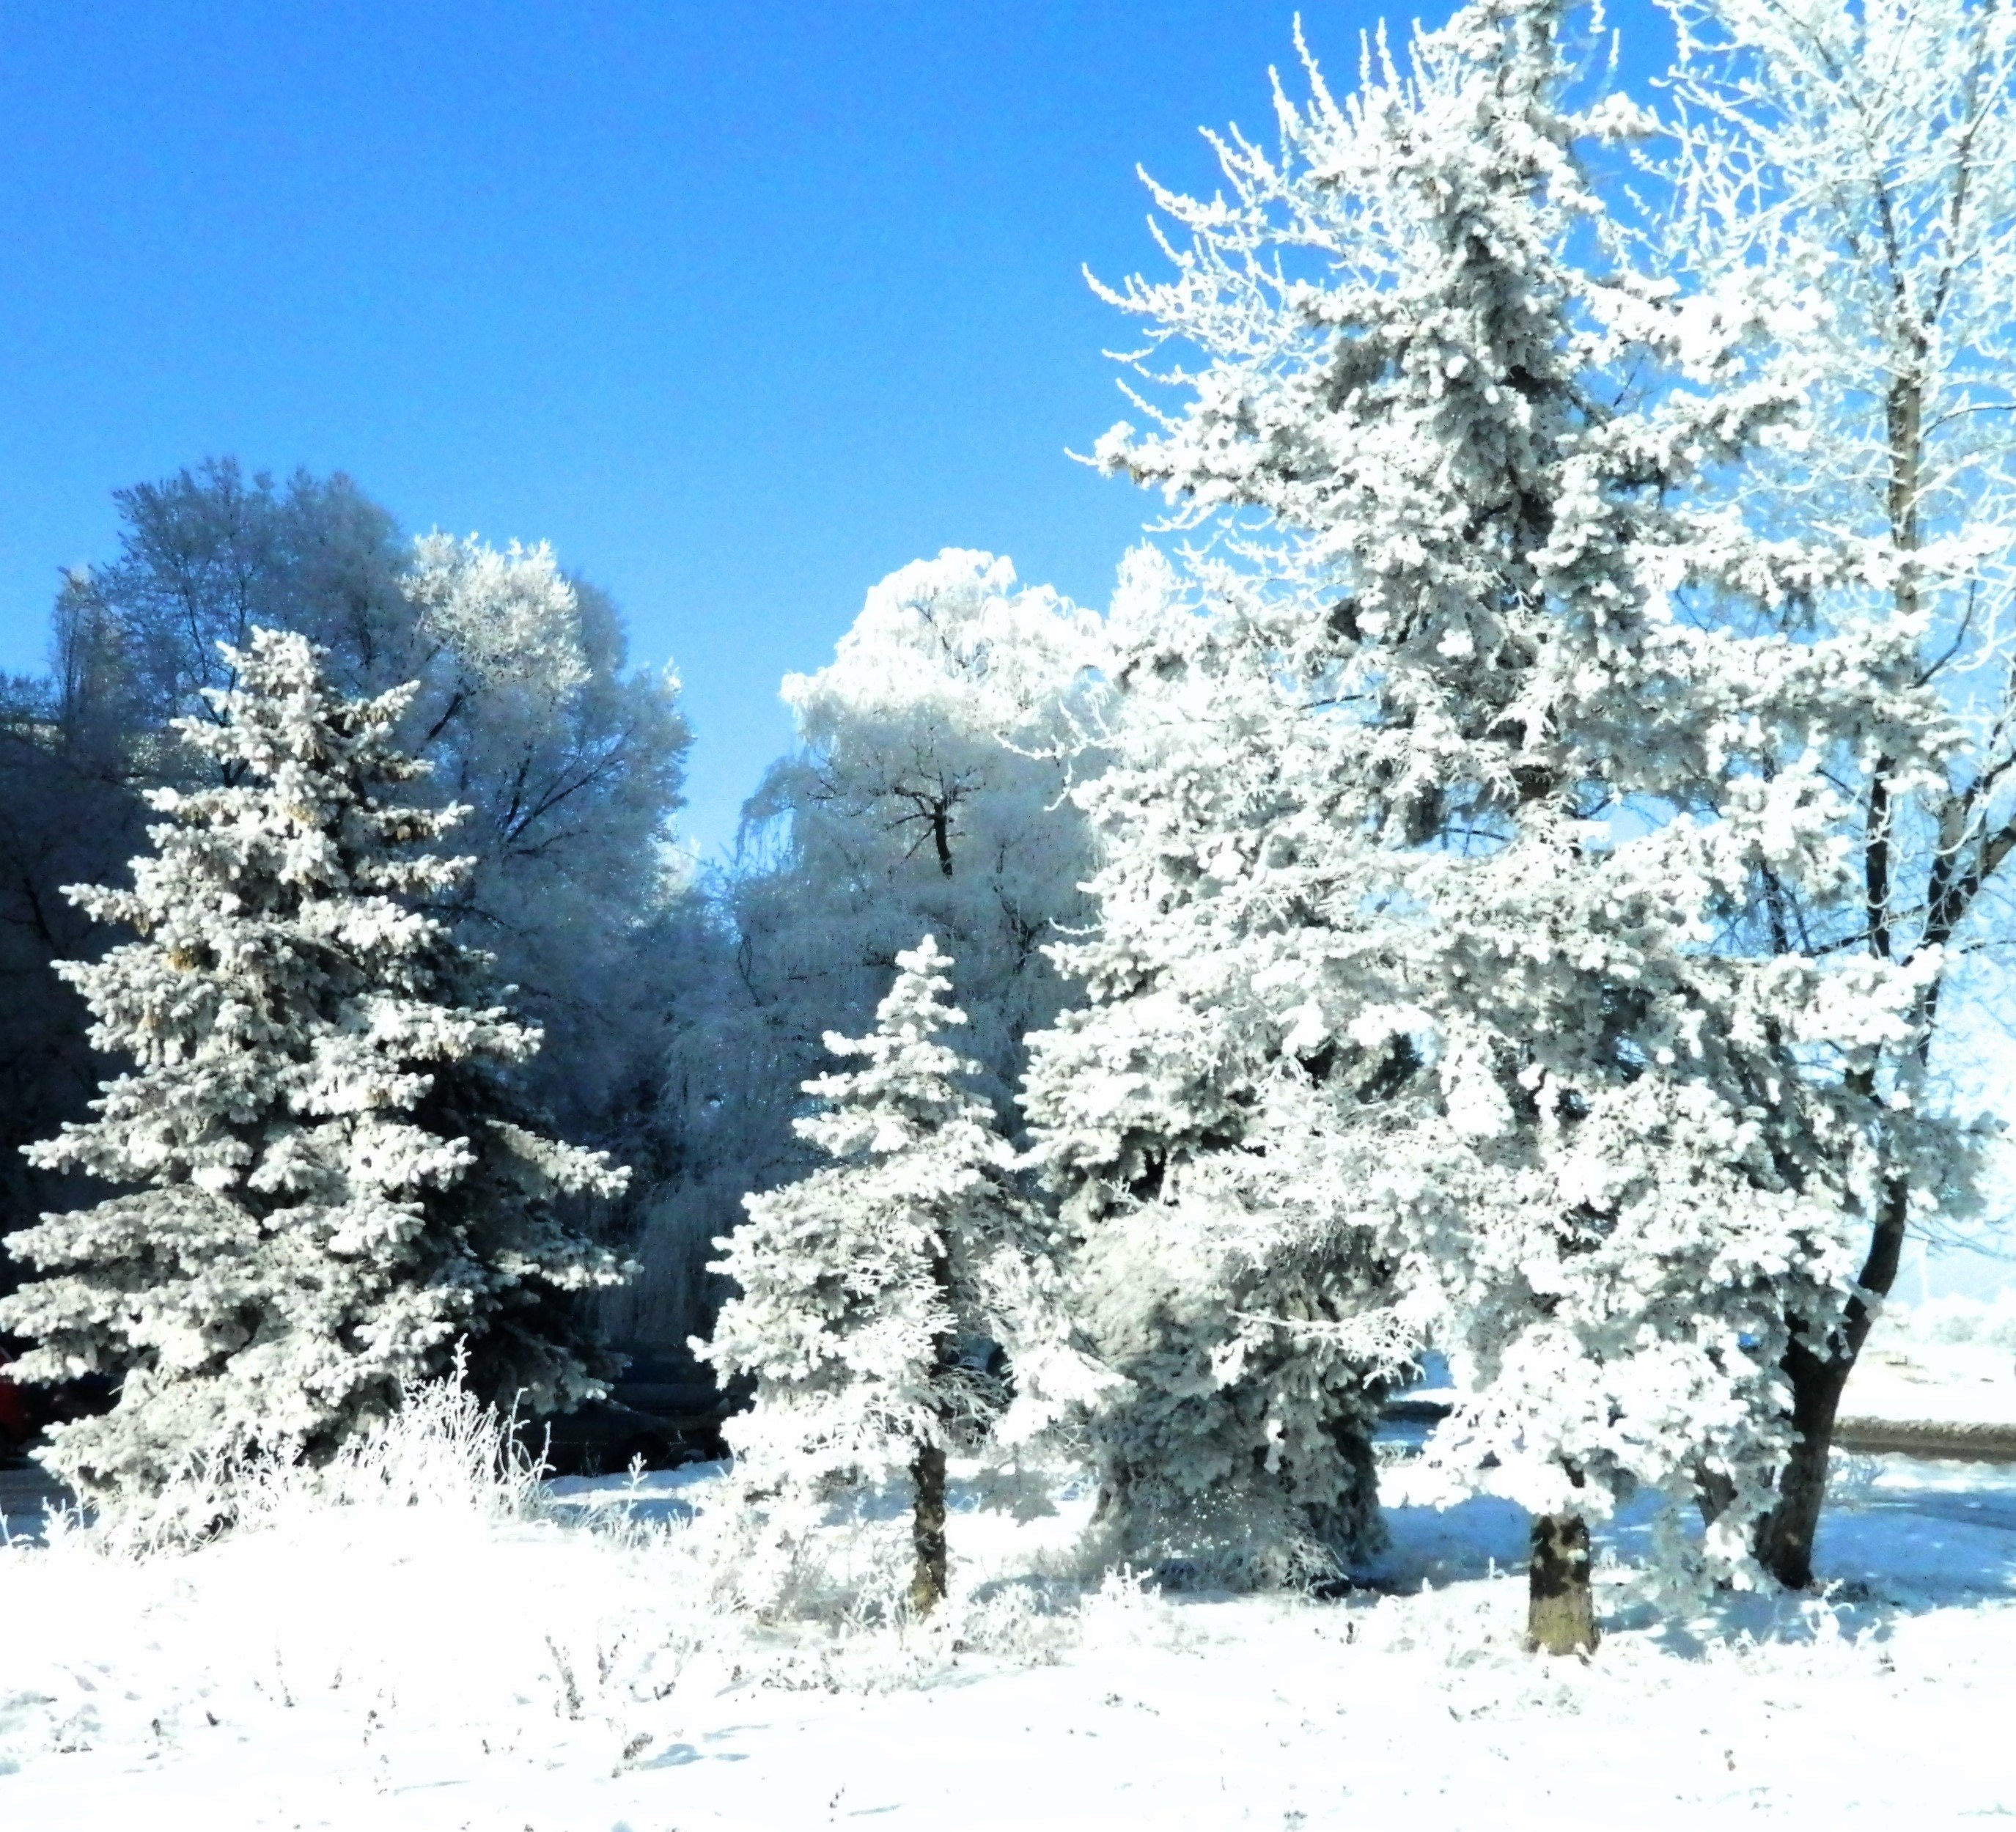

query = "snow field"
[
  {"left": 1845, "top": 1296, "right": 2016, "bottom": 1426},
  {"left": 6, "top": 1439, "right": 2016, "bottom": 1829}
]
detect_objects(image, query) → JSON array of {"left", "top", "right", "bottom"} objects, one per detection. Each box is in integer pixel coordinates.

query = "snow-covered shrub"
[
  {"left": 0, "top": 628, "right": 628, "bottom": 1504},
  {"left": 1020, "top": 552, "right": 1405, "bottom": 1591},
  {"left": 0, "top": 1384, "right": 708, "bottom": 1783},
  {"left": 74, "top": 1362, "right": 550, "bottom": 1558}
]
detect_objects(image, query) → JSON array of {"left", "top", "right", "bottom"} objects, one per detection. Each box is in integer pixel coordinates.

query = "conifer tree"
[
  {"left": 701, "top": 936, "right": 1062, "bottom": 1616},
  {"left": 0, "top": 628, "right": 628, "bottom": 1503},
  {"left": 1020, "top": 551, "right": 1409, "bottom": 1591},
  {"left": 1029, "top": 0, "right": 1964, "bottom": 1635}
]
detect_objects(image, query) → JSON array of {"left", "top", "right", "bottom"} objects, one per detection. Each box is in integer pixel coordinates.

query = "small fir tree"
[
  {"left": 701, "top": 935, "right": 1059, "bottom": 1616},
  {"left": 0, "top": 628, "right": 628, "bottom": 1503}
]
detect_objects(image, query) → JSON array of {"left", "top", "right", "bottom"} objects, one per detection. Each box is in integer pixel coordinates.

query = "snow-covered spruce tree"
[
  {"left": 700, "top": 936, "right": 1071, "bottom": 1616},
  {"left": 1019, "top": 557, "right": 1408, "bottom": 1594},
  {"left": 1658, "top": 0, "right": 2016, "bottom": 1589},
  {"left": 1028, "top": 0, "right": 1959, "bottom": 1637},
  {"left": 0, "top": 629, "right": 628, "bottom": 1504},
  {"left": 62, "top": 460, "right": 695, "bottom": 1212}
]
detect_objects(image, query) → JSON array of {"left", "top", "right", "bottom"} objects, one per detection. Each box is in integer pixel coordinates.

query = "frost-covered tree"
[
  {"left": 0, "top": 630, "right": 628, "bottom": 1502},
  {"left": 1021, "top": 549, "right": 1413, "bottom": 1592},
  {"left": 1029, "top": 0, "right": 1962, "bottom": 1635},
  {"left": 737, "top": 549, "right": 1104, "bottom": 1115},
  {"left": 644, "top": 553, "right": 1103, "bottom": 1347},
  {"left": 1660, "top": 0, "right": 2016, "bottom": 1588},
  {"left": 701, "top": 937, "right": 1066, "bottom": 1615},
  {"left": 54, "top": 459, "right": 694, "bottom": 1174}
]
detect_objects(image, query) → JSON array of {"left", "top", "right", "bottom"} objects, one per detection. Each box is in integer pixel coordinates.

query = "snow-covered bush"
[
  {"left": 0, "top": 628, "right": 628, "bottom": 1504},
  {"left": 1019, "top": 553, "right": 1413, "bottom": 1592},
  {"left": 70, "top": 1359, "right": 551, "bottom": 1558}
]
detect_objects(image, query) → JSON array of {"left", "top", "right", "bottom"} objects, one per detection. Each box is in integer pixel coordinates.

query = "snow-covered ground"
[
  {"left": 4, "top": 1454, "right": 2014, "bottom": 1826},
  {"left": 1844, "top": 1293, "right": 2016, "bottom": 1426},
  {"left": 9, "top": 1309, "right": 2016, "bottom": 1831}
]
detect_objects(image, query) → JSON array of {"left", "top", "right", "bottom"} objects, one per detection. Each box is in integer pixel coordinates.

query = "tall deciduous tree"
[
  {"left": 1658, "top": 0, "right": 2016, "bottom": 1587},
  {"left": 0, "top": 630, "right": 627, "bottom": 1503},
  {"left": 738, "top": 549, "right": 1104, "bottom": 1118},
  {"left": 639, "top": 553, "right": 1103, "bottom": 1348}
]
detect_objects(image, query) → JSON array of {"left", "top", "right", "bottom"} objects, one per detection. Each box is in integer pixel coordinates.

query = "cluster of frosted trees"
[
  {"left": 704, "top": 0, "right": 2016, "bottom": 1647},
  {"left": 0, "top": 481, "right": 686, "bottom": 1500},
  {"left": 4, "top": 0, "right": 2015, "bottom": 1655}
]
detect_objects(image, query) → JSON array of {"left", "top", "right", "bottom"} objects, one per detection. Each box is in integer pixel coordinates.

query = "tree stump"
[{"left": 1526, "top": 1510, "right": 1598, "bottom": 1655}]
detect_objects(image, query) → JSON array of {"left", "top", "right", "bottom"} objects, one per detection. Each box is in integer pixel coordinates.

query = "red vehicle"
[{"left": 0, "top": 1353, "right": 32, "bottom": 1459}]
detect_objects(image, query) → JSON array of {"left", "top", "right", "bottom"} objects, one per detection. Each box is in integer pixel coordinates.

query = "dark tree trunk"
[
  {"left": 1694, "top": 1463, "right": 1737, "bottom": 1528},
  {"left": 910, "top": 1232, "right": 957, "bottom": 1616},
  {"left": 1527, "top": 1511, "right": 1598, "bottom": 1655},
  {"left": 1754, "top": 1168, "right": 1908, "bottom": 1587},
  {"left": 909, "top": 1442, "right": 948, "bottom": 1614},
  {"left": 1754, "top": 1341, "right": 1853, "bottom": 1590}
]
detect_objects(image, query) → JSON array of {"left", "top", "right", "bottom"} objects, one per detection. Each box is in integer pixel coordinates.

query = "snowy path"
[{"left": 6, "top": 1454, "right": 2016, "bottom": 1829}]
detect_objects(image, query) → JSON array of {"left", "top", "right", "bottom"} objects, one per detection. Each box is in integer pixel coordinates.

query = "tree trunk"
[
  {"left": 1753, "top": 1339, "right": 1853, "bottom": 1590},
  {"left": 1526, "top": 1511, "right": 1598, "bottom": 1655},
  {"left": 909, "top": 1441, "right": 948, "bottom": 1615},
  {"left": 1694, "top": 1463, "right": 1737, "bottom": 1528},
  {"left": 1754, "top": 1170, "right": 1908, "bottom": 1589}
]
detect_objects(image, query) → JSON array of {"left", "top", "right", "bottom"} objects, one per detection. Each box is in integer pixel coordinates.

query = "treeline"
[
  {"left": 0, "top": 475, "right": 1103, "bottom": 1350},
  {"left": 5, "top": 0, "right": 2016, "bottom": 1654}
]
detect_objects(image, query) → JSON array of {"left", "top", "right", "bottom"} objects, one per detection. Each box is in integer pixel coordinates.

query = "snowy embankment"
[
  {"left": 1839, "top": 1294, "right": 2016, "bottom": 1430},
  {"left": 5, "top": 1435, "right": 2016, "bottom": 1828},
  {"left": 1396, "top": 1296, "right": 2016, "bottom": 1457}
]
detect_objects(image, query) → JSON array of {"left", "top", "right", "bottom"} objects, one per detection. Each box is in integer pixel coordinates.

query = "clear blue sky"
[{"left": 0, "top": 0, "right": 1673, "bottom": 858}]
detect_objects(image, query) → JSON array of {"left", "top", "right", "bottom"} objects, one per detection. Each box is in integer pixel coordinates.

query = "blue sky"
[{"left": 0, "top": 0, "right": 1672, "bottom": 857}]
